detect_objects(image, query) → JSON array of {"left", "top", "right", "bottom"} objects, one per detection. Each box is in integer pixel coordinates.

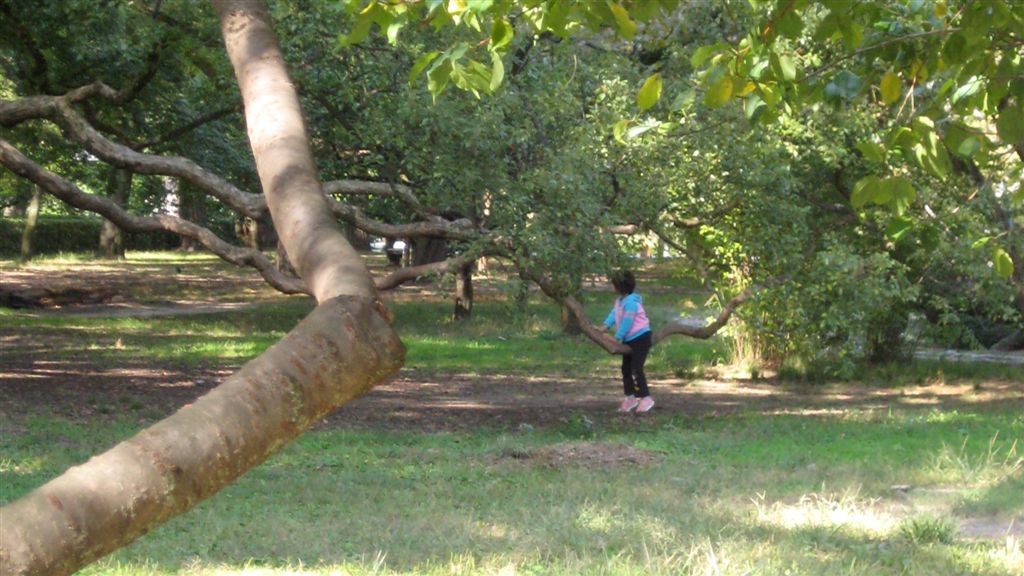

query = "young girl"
[{"left": 603, "top": 270, "right": 654, "bottom": 413}]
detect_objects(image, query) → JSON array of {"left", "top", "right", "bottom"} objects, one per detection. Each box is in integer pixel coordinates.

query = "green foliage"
[{"left": 741, "top": 246, "right": 920, "bottom": 378}]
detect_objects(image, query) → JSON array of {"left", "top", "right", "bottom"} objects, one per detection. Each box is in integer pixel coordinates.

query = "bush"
[
  {"left": 732, "top": 247, "right": 919, "bottom": 379},
  {"left": 0, "top": 216, "right": 180, "bottom": 256}
]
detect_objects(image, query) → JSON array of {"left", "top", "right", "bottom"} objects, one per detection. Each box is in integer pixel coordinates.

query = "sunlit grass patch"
[{"left": 750, "top": 486, "right": 899, "bottom": 538}]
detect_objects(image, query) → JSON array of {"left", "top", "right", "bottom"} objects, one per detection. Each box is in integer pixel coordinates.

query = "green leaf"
[
  {"left": 882, "top": 176, "right": 916, "bottom": 214},
  {"left": 993, "top": 247, "right": 1014, "bottom": 278},
  {"left": 774, "top": 53, "right": 798, "bottom": 81},
  {"left": 339, "top": 15, "right": 374, "bottom": 47},
  {"left": 924, "top": 131, "right": 951, "bottom": 179},
  {"left": 758, "top": 83, "right": 781, "bottom": 106},
  {"left": 490, "top": 18, "right": 514, "bottom": 51},
  {"left": 427, "top": 60, "right": 453, "bottom": 97},
  {"left": 690, "top": 45, "right": 717, "bottom": 69},
  {"left": 951, "top": 77, "right": 982, "bottom": 105},
  {"left": 744, "top": 93, "right": 767, "bottom": 121},
  {"left": 632, "top": 0, "right": 661, "bottom": 21},
  {"left": 607, "top": 2, "right": 637, "bottom": 40},
  {"left": 750, "top": 58, "right": 770, "bottom": 80},
  {"left": 613, "top": 119, "right": 630, "bottom": 143},
  {"left": 956, "top": 136, "right": 981, "bottom": 158},
  {"left": 972, "top": 236, "right": 992, "bottom": 250},
  {"left": 851, "top": 175, "right": 881, "bottom": 209},
  {"left": 942, "top": 33, "right": 967, "bottom": 64},
  {"left": 637, "top": 73, "right": 663, "bottom": 111},
  {"left": 838, "top": 20, "right": 864, "bottom": 49},
  {"left": 996, "top": 106, "right": 1024, "bottom": 145},
  {"left": 778, "top": 11, "right": 804, "bottom": 39},
  {"left": 627, "top": 119, "right": 660, "bottom": 139},
  {"left": 856, "top": 141, "right": 886, "bottom": 163},
  {"left": 489, "top": 51, "right": 504, "bottom": 92},
  {"left": 541, "top": 0, "right": 571, "bottom": 35},
  {"left": 704, "top": 75, "right": 733, "bottom": 107},
  {"left": 671, "top": 87, "right": 696, "bottom": 110},
  {"left": 880, "top": 71, "right": 901, "bottom": 105},
  {"left": 886, "top": 216, "right": 914, "bottom": 242},
  {"left": 410, "top": 52, "right": 441, "bottom": 84}
]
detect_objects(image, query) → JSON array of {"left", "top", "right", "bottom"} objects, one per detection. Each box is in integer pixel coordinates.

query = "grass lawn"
[
  {"left": 3, "top": 409, "right": 1021, "bottom": 575},
  {"left": 1, "top": 253, "right": 1021, "bottom": 575}
]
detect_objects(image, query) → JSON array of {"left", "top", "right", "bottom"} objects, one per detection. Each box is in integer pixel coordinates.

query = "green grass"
[
  {"left": 2, "top": 409, "right": 1021, "bottom": 575},
  {"left": 0, "top": 294, "right": 724, "bottom": 374}
]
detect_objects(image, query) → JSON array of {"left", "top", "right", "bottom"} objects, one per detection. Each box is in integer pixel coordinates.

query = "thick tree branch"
[
  {"left": 667, "top": 199, "right": 741, "bottom": 229},
  {"left": 653, "top": 289, "right": 750, "bottom": 342},
  {"left": 374, "top": 252, "right": 480, "bottom": 291},
  {"left": 52, "top": 100, "right": 266, "bottom": 218},
  {"left": 524, "top": 268, "right": 630, "bottom": 355},
  {"left": 0, "top": 82, "right": 118, "bottom": 126},
  {"left": 327, "top": 196, "right": 477, "bottom": 241},
  {"left": 0, "top": 139, "right": 308, "bottom": 295},
  {"left": 0, "top": 90, "right": 266, "bottom": 218}
]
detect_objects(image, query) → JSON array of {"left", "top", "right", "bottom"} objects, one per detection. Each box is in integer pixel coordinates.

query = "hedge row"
[{"left": 0, "top": 216, "right": 181, "bottom": 256}]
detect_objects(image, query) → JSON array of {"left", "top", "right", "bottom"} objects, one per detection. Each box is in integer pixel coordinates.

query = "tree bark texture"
[
  {"left": 453, "top": 261, "right": 474, "bottom": 320},
  {"left": 412, "top": 236, "right": 448, "bottom": 267},
  {"left": 98, "top": 168, "right": 131, "bottom": 259},
  {"left": 0, "top": 2, "right": 404, "bottom": 573},
  {"left": 18, "top": 185, "right": 40, "bottom": 261}
]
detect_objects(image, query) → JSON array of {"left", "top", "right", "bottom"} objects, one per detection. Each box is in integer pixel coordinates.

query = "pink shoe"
[
  {"left": 618, "top": 395, "right": 639, "bottom": 413},
  {"left": 636, "top": 396, "right": 655, "bottom": 413}
]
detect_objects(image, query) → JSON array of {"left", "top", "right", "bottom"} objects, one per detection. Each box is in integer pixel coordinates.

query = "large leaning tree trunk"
[{"left": 0, "top": 2, "right": 404, "bottom": 575}]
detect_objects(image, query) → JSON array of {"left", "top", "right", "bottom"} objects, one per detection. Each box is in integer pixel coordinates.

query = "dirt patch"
[
  {"left": 958, "top": 516, "right": 1024, "bottom": 540},
  {"left": 498, "top": 441, "right": 657, "bottom": 468}
]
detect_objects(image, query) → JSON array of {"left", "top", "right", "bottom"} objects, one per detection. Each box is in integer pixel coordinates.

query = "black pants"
[{"left": 621, "top": 332, "right": 652, "bottom": 398}]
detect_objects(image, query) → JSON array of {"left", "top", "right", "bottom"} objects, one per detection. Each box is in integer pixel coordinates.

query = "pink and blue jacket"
[{"left": 603, "top": 293, "right": 651, "bottom": 343}]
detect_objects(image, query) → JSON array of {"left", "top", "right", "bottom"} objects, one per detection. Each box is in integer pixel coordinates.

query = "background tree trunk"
[
  {"left": 18, "top": 185, "right": 40, "bottom": 261},
  {"left": 453, "top": 261, "right": 474, "bottom": 320},
  {"left": 344, "top": 223, "right": 371, "bottom": 251},
  {"left": 98, "top": 168, "right": 131, "bottom": 259},
  {"left": 413, "top": 236, "right": 448, "bottom": 267},
  {"left": 561, "top": 301, "right": 584, "bottom": 336},
  {"left": 177, "top": 186, "right": 206, "bottom": 252}
]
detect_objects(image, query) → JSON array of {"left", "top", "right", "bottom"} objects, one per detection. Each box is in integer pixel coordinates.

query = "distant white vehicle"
[{"left": 369, "top": 238, "right": 386, "bottom": 252}]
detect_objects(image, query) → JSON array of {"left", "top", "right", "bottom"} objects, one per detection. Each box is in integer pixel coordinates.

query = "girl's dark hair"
[{"left": 611, "top": 270, "right": 636, "bottom": 295}]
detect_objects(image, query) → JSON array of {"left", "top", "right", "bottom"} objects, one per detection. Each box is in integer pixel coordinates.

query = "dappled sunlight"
[
  {"left": 0, "top": 455, "right": 50, "bottom": 476},
  {"left": 751, "top": 487, "right": 898, "bottom": 537}
]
